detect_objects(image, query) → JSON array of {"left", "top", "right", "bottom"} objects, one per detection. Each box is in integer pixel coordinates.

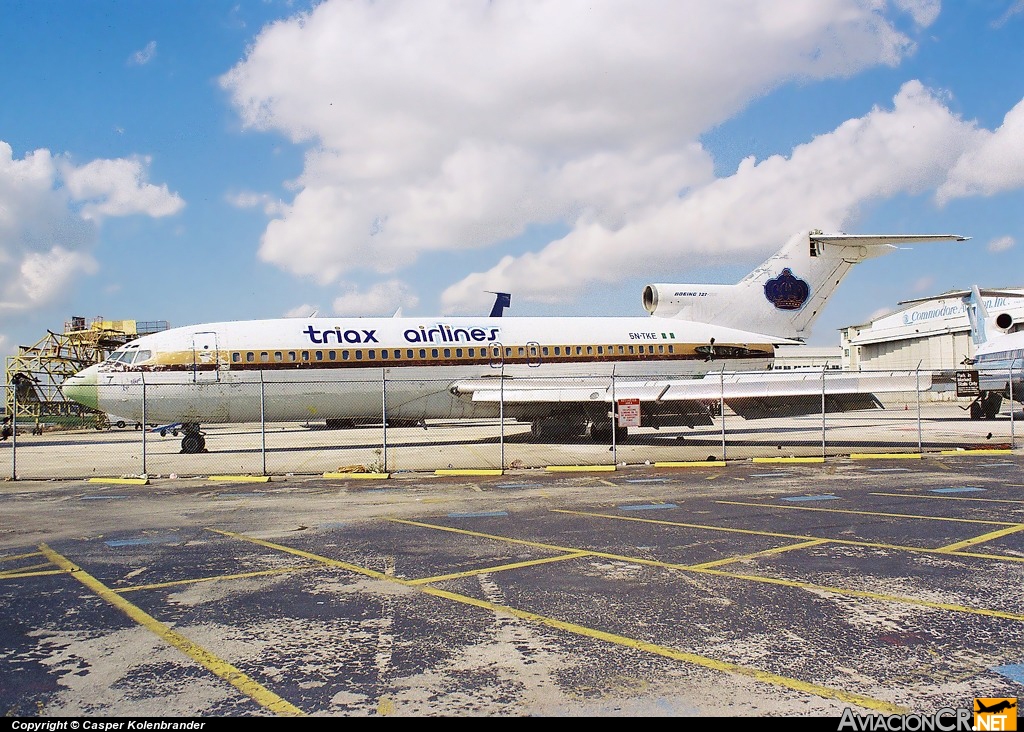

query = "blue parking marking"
[
  {"left": 782, "top": 495, "right": 839, "bottom": 502},
  {"left": 81, "top": 495, "right": 129, "bottom": 500},
  {"left": 619, "top": 504, "right": 678, "bottom": 511},
  {"left": 105, "top": 536, "right": 180, "bottom": 547},
  {"left": 978, "top": 462, "right": 1016, "bottom": 468},
  {"left": 991, "top": 663, "right": 1024, "bottom": 684},
  {"left": 448, "top": 511, "right": 508, "bottom": 518},
  {"left": 930, "top": 487, "right": 985, "bottom": 494}
]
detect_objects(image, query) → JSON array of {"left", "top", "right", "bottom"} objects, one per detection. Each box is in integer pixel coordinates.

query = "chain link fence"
[{"left": 1, "top": 366, "right": 1019, "bottom": 480}]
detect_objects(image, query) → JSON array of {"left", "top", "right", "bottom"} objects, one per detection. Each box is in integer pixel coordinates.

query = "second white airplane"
[{"left": 62, "top": 229, "right": 969, "bottom": 453}]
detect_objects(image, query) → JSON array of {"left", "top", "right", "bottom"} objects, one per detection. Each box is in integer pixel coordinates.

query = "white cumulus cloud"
[
  {"left": 221, "top": 0, "right": 924, "bottom": 290},
  {"left": 331, "top": 280, "right": 420, "bottom": 316}
]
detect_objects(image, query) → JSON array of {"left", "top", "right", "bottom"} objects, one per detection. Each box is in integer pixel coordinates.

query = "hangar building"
[{"left": 839, "top": 288, "right": 1024, "bottom": 371}]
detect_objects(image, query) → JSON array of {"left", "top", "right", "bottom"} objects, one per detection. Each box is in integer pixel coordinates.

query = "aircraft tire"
[
  {"left": 181, "top": 434, "right": 204, "bottom": 454},
  {"left": 970, "top": 402, "right": 983, "bottom": 420},
  {"left": 115, "top": 420, "right": 126, "bottom": 429}
]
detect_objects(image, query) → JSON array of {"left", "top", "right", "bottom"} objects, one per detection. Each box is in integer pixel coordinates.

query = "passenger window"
[
  {"left": 246, "top": 352, "right": 255, "bottom": 363},
  {"left": 586, "top": 346, "right": 593, "bottom": 355},
  {"left": 274, "top": 351, "right": 283, "bottom": 362},
  {"left": 231, "top": 352, "right": 240, "bottom": 363},
  {"left": 315, "top": 351, "right": 323, "bottom": 361},
  {"left": 260, "top": 352, "right": 270, "bottom": 363},
  {"left": 381, "top": 349, "right": 389, "bottom": 359},
  {"left": 355, "top": 351, "right": 363, "bottom": 360},
  {"left": 407, "top": 349, "right": 414, "bottom": 358},
  {"left": 328, "top": 350, "right": 336, "bottom": 360},
  {"left": 368, "top": 350, "right": 376, "bottom": 359},
  {"left": 288, "top": 351, "right": 297, "bottom": 362},
  {"left": 301, "top": 351, "right": 310, "bottom": 361},
  {"left": 419, "top": 349, "right": 426, "bottom": 358},
  {"left": 554, "top": 346, "right": 561, "bottom": 356},
  {"left": 342, "top": 350, "right": 350, "bottom": 360},
  {"left": 444, "top": 348, "right": 451, "bottom": 358},
  {"left": 597, "top": 346, "right": 603, "bottom": 355},
  {"left": 431, "top": 349, "right": 439, "bottom": 358}
]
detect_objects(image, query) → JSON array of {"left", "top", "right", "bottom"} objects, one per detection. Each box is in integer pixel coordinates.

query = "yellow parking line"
[
  {"left": 87, "top": 477, "right": 149, "bottom": 485},
  {"left": 654, "top": 461, "right": 727, "bottom": 468},
  {"left": 553, "top": 509, "right": 1024, "bottom": 564},
  {"left": 938, "top": 524, "right": 1024, "bottom": 553},
  {"left": 407, "top": 552, "right": 592, "bottom": 585},
  {"left": 871, "top": 492, "right": 1024, "bottom": 505},
  {"left": 322, "top": 472, "right": 390, "bottom": 479},
  {"left": 118, "top": 566, "right": 324, "bottom": 593},
  {"left": 434, "top": 469, "right": 503, "bottom": 476},
  {"left": 215, "top": 526, "right": 905, "bottom": 714},
  {"left": 938, "top": 449, "right": 1013, "bottom": 455},
  {"left": 718, "top": 500, "right": 1020, "bottom": 527},
  {"left": 1, "top": 551, "right": 44, "bottom": 563},
  {"left": 546, "top": 465, "right": 617, "bottom": 472},
  {"left": 752, "top": 457, "right": 825, "bottom": 464},
  {"left": 689, "top": 540, "right": 829, "bottom": 569},
  {"left": 208, "top": 475, "right": 271, "bottom": 483},
  {"left": 38, "top": 543, "right": 304, "bottom": 716},
  {"left": 850, "top": 453, "right": 922, "bottom": 460}
]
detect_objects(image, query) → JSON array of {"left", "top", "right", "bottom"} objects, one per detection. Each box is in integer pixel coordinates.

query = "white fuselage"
[{"left": 71, "top": 315, "right": 784, "bottom": 425}]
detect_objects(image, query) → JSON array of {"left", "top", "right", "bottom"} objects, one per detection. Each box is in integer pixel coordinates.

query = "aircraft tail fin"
[
  {"left": 964, "top": 286, "right": 990, "bottom": 346},
  {"left": 487, "top": 291, "right": 512, "bottom": 317},
  {"left": 642, "top": 230, "right": 969, "bottom": 341}
]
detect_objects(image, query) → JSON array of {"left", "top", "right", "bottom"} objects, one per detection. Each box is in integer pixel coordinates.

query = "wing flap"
[{"left": 452, "top": 371, "right": 929, "bottom": 412}]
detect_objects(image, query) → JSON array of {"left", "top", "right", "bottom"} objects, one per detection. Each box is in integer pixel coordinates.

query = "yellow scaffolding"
[{"left": 4, "top": 316, "right": 168, "bottom": 428}]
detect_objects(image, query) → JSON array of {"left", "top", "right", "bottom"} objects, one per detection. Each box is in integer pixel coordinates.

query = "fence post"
[
  {"left": 821, "top": 365, "right": 827, "bottom": 458},
  {"left": 142, "top": 375, "right": 147, "bottom": 476},
  {"left": 720, "top": 367, "right": 726, "bottom": 461},
  {"left": 916, "top": 362, "right": 923, "bottom": 454},
  {"left": 381, "top": 368, "right": 388, "bottom": 473},
  {"left": 10, "top": 382, "right": 16, "bottom": 480},
  {"left": 499, "top": 360, "right": 505, "bottom": 471},
  {"left": 260, "top": 371, "right": 267, "bottom": 476},
  {"left": 610, "top": 367, "right": 617, "bottom": 466},
  {"left": 1011, "top": 359, "right": 1017, "bottom": 449}
]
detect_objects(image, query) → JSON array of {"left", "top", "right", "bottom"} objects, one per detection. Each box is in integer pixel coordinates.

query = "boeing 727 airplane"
[{"left": 62, "top": 230, "right": 968, "bottom": 453}]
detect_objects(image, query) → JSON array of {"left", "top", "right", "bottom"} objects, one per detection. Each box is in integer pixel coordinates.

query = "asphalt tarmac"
[{"left": 1, "top": 452, "right": 1023, "bottom": 718}]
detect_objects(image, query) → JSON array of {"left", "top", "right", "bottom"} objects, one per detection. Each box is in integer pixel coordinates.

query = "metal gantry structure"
[{"left": 3, "top": 317, "right": 168, "bottom": 427}]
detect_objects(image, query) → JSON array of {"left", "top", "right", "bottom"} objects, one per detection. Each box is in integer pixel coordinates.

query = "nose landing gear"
[{"left": 179, "top": 423, "right": 207, "bottom": 454}]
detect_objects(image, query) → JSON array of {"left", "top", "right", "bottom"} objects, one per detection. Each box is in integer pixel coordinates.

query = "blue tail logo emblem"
[{"left": 764, "top": 269, "right": 810, "bottom": 311}]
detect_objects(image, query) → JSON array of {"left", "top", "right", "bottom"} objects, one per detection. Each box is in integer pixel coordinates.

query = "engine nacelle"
[
  {"left": 994, "top": 311, "right": 1015, "bottom": 333},
  {"left": 642, "top": 283, "right": 734, "bottom": 318}
]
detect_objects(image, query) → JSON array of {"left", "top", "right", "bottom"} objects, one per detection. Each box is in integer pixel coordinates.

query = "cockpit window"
[{"left": 134, "top": 350, "right": 152, "bottom": 363}]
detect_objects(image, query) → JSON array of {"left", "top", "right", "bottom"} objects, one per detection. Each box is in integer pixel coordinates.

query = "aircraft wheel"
[
  {"left": 115, "top": 420, "right": 126, "bottom": 429},
  {"left": 970, "top": 402, "right": 983, "bottom": 420},
  {"left": 181, "top": 433, "right": 205, "bottom": 454}
]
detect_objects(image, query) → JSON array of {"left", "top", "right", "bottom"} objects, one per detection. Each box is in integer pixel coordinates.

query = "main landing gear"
[
  {"left": 969, "top": 392, "right": 1002, "bottom": 421},
  {"left": 179, "top": 423, "right": 207, "bottom": 454}
]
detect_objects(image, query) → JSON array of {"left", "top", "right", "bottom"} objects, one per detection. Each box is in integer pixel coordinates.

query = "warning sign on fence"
[
  {"left": 618, "top": 398, "right": 641, "bottom": 427},
  {"left": 955, "top": 370, "right": 980, "bottom": 398}
]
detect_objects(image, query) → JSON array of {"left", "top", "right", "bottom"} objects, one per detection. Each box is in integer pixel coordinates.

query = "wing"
[{"left": 451, "top": 370, "right": 929, "bottom": 425}]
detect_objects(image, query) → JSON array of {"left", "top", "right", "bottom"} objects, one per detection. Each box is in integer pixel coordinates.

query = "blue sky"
[{"left": 1, "top": 0, "right": 1023, "bottom": 359}]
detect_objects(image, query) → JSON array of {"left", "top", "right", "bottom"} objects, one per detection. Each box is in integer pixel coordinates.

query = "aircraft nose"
[{"left": 63, "top": 364, "right": 100, "bottom": 411}]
